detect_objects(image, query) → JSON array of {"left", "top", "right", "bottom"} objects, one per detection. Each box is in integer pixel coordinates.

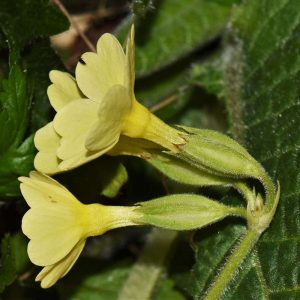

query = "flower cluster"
[
  {"left": 34, "top": 26, "right": 186, "bottom": 175},
  {"left": 21, "top": 25, "right": 187, "bottom": 288},
  {"left": 19, "top": 24, "right": 278, "bottom": 291}
]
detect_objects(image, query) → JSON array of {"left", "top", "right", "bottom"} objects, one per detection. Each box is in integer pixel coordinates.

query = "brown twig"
[
  {"left": 150, "top": 94, "right": 177, "bottom": 112},
  {"left": 52, "top": 0, "right": 96, "bottom": 52}
]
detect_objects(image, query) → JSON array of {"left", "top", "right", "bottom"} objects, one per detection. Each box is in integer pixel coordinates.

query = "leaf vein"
[
  {"left": 269, "top": 285, "right": 300, "bottom": 293},
  {"left": 247, "top": 0, "right": 290, "bottom": 52},
  {"left": 260, "top": 145, "right": 300, "bottom": 162},
  {"left": 246, "top": 3, "right": 300, "bottom": 80},
  {"left": 253, "top": 252, "right": 270, "bottom": 299},
  {"left": 247, "top": 101, "right": 300, "bottom": 129},
  {"left": 261, "top": 236, "right": 300, "bottom": 243}
]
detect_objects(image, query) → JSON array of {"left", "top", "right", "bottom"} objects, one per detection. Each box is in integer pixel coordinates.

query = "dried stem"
[
  {"left": 52, "top": 0, "right": 96, "bottom": 52},
  {"left": 150, "top": 94, "right": 177, "bottom": 112}
]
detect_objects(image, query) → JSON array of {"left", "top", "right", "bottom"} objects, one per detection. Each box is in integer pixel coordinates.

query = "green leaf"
[
  {"left": 0, "top": 235, "right": 16, "bottom": 293},
  {"left": 0, "top": 59, "right": 37, "bottom": 197},
  {"left": 190, "top": 57, "right": 226, "bottom": 100},
  {"left": 188, "top": 222, "right": 245, "bottom": 297},
  {"left": 0, "top": 136, "right": 35, "bottom": 196},
  {"left": 58, "top": 260, "right": 130, "bottom": 300},
  {"left": 58, "top": 259, "right": 185, "bottom": 300},
  {"left": 0, "top": 0, "right": 68, "bottom": 52},
  {"left": 118, "top": 0, "right": 240, "bottom": 76},
  {"left": 0, "top": 66, "right": 34, "bottom": 197},
  {"left": 101, "top": 162, "right": 128, "bottom": 198},
  {"left": 152, "top": 278, "right": 186, "bottom": 300},
  {"left": 0, "top": 233, "right": 29, "bottom": 293},
  {"left": 135, "top": 66, "right": 191, "bottom": 121},
  {"left": 56, "top": 156, "right": 128, "bottom": 202},
  {"left": 0, "top": 65, "right": 30, "bottom": 154},
  {"left": 190, "top": 0, "right": 300, "bottom": 298},
  {"left": 23, "top": 38, "right": 66, "bottom": 131},
  {"left": 120, "top": 0, "right": 237, "bottom": 123},
  {"left": 0, "top": 0, "right": 67, "bottom": 197}
]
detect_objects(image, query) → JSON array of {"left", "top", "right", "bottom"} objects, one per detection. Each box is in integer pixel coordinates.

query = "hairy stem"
[
  {"left": 118, "top": 228, "right": 177, "bottom": 300},
  {"left": 233, "top": 181, "right": 255, "bottom": 204},
  {"left": 229, "top": 206, "right": 248, "bottom": 220},
  {"left": 259, "top": 169, "right": 276, "bottom": 212},
  {"left": 204, "top": 229, "right": 260, "bottom": 300}
]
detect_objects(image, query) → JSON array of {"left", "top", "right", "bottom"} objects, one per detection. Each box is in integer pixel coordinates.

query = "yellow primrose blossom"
[
  {"left": 20, "top": 171, "right": 140, "bottom": 288},
  {"left": 34, "top": 25, "right": 186, "bottom": 174}
]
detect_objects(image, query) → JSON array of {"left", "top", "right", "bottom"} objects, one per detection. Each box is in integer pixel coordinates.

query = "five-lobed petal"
[
  {"left": 20, "top": 172, "right": 86, "bottom": 266},
  {"left": 20, "top": 171, "right": 139, "bottom": 288},
  {"left": 34, "top": 24, "right": 186, "bottom": 175},
  {"left": 75, "top": 34, "right": 127, "bottom": 101},
  {"left": 35, "top": 240, "right": 85, "bottom": 288}
]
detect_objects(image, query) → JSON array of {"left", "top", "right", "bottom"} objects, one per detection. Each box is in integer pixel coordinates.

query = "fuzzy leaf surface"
[
  {"left": 0, "top": 233, "right": 29, "bottom": 293},
  {"left": 0, "top": 0, "right": 67, "bottom": 197},
  {"left": 189, "top": 0, "right": 300, "bottom": 298},
  {"left": 0, "top": 0, "right": 68, "bottom": 51},
  {"left": 119, "top": 0, "right": 239, "bottom": 76},
  {"left": 58, "top": 259, "right": 185, "bottom": 300}
]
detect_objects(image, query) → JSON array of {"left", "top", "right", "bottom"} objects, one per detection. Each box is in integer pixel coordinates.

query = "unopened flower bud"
[{"left": 177, "top": 126, "right": 264, "bottom": 180}]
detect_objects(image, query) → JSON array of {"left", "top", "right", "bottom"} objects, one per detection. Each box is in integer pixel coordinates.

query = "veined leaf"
[
  {"left": 0, "top": 136, "right": 35, "bottom": 197},
  {"left": 58, "top": 259, "right": 185, "bottom": 300},
  {"left": 23, "top": 39, "right": 66, "bottom": 131},
  {"left": 190, "top": 0, "right": 300, "bottom": 298},
  {"left": 0, "top": 0, "right": 68, "bottom": 52},
  {"left": 118, "top": 0, "right": 240, "bottom": 77},
  {"left": 0, "top": 233, "right": 29, "bottom": 293},
  {"left": 0, "top": 0, "right": 67, "bottom": 197},
  {"left": 0, "top": 235, "right": 15, "bottom": 294},
  {"left": 0, "top": 65, "right": 34, "bottom": 196},
  {"left": 0, "top": 65, "right": 30, "bottom": 154}
]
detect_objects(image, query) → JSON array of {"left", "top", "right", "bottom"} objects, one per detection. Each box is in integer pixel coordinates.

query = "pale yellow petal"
[
  {"left": 22, "top": 196, "right": 84, "bottom": 266},
  {"left": 19, "top": 173, "right": 87, "bottom": 266},
  {"left": 34, "top": 152, "right": 60, "bottom": 175},
  {"left": 34, "top": 122, "right": 60, "bottom": 151},
  {"left": 26, "top": 171, "right": 63, "bottom": 188},
  {"left": 34, "top": 123, "right": 60, "bottom": 174},
  {"left": 75, "top": 34, "right": 126, "bottom": 101},
  {"left": 108, "top": 135, "right": 161, "bottom": 158},
  {"left": 125, "top": 25, "right": 135, "bottom": 97},
  {"left": 19, "top": 173, "right": 80, "bottom": 208},
  {"left": 36, "top": 240, "right": 85, "bottom": 288},
  {"left": 53, "top": 99, "right": 99, "bottom": 160},
  {"left": 48, "top": 70, "right": 83, "bottom": 111},
  {"left": 58, "top": 147, "right": 108, "bottom": 171},
  {"left": 85, "top": 85, "right": 132, "bottom": 152},
  {"left": 22, "top": 213, "right": 83, "bottom": 266}
]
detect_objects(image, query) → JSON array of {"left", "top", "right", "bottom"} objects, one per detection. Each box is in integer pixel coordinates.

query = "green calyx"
[
  {"left": 177, "top": 126, "right": 264, "bottom": 180},
  {"left": 134, "top": 125, "right": 281, "bottom": 300},
  {"left": 246, "top": 182, "right": 280, "bottom": 233},
  {"left": 143, "top": 125, "right": 280, "bottom": 235},
  {"left": 148, "top": 151, "right": 232, "bottom": 187},
  {"left": 133, "top": 194, "right": 247, "bottom": 231}
]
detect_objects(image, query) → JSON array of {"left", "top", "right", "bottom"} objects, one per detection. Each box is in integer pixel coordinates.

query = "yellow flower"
[
  {"left": 34, "top": 25, "right": 186, "bottom": 174},
  {"left": 20, "top": 171, "right": 139, "bottom": 288}
]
